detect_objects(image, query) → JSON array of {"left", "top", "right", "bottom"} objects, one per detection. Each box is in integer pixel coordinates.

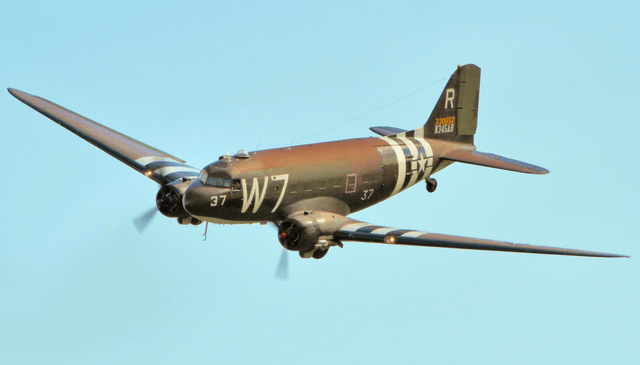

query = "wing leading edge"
[
  {"left": 335, "top": 222, "right": 628, "bottom": 258},
  {"left": 8, "top": 88, "right": 200, "bottom": 185}
]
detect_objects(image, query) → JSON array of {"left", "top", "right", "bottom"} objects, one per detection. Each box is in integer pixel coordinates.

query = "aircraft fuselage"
[{"left": 183, "top": 136, "right": 444, "bottom": 224}]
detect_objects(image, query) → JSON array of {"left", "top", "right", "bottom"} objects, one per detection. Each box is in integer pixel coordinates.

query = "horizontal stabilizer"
[
  {"left": 442, "top": 149, "right": 549, "bottom": 174},
  {"left": 370, "top": 126, "right": 408, "bottom": 136}
]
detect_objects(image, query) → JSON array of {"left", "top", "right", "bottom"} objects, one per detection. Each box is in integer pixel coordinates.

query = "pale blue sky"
[{"left": 1, "top": 1, "right": 638, "bottom": 364}]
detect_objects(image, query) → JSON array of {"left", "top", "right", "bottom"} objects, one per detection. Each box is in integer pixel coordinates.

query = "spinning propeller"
[
  {"left": 133, "top": 205, "right": 292, "bottom": 280},
  {"left": 133, "top": 206, "right": 158, "bottom": 233}
]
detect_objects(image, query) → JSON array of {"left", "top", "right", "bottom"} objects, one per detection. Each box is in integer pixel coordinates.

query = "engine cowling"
[
  {"left": 277, "top": 211, "right": 351, "bottom": 257},
  {"left": 277, "top": 218, "right": 318, "bottom": 252},
  {"left": 156, "top": 180, "right": 192, "bottom": 219}
]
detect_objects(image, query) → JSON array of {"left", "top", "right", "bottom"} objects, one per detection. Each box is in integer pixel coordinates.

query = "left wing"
[
  {"left": 8, "top": 88, "right": 200, "bottom": 185},
  {"left": 335, "top": 222, "right": 628, "bottom": 258}
]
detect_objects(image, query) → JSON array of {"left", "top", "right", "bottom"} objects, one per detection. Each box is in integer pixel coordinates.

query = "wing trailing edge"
[{"left": 8, "top": 88, "right": 200, "bottom": 185}]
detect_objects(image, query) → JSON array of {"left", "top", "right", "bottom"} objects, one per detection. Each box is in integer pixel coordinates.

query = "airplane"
[{"left": 8, "top": 64, "right": 628, "bottom": 272}]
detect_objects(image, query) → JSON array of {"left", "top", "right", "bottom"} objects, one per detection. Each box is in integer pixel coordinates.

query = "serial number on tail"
[{"left": 434, "top": 116, "right": 455, "bottom": 134}]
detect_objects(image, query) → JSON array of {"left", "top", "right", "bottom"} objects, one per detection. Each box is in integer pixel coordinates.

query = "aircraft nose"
[{"left": 183, "top": 181, "right": 228, "bottom": 216}]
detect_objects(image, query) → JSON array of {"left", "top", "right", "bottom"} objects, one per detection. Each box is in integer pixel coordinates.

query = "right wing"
[
  {"left": 8, "top": 88, "right": 200, "bottom": 185},
  {"left": 335, "top": 221, "right": 628, "bottom": 258}
]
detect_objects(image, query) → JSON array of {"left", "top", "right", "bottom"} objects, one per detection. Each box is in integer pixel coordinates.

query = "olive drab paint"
[{"left": 8, "top": 64, "right": 628, "bottom": 259}]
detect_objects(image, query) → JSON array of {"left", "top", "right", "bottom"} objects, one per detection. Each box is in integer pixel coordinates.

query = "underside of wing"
[
  {"left": 335, "top": 222, "right": 628, "bottom": 258},
  {"left": 8, "top": 88, "right": 200, "bottom": 185}
]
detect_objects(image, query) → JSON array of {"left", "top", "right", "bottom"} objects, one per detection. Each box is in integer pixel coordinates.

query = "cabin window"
[
  {"left": 345, "top": 174, "right": 357, "bottom": 193},
  {"left": 232, "top": 180, "right": 241, "bottom": 190}
]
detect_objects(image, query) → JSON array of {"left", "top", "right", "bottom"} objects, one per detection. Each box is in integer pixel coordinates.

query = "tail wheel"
[{"left": 426, "top": 178, "right": 437, "bottom": 193}]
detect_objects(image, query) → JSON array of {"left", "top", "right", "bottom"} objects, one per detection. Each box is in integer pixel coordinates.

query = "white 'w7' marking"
[{"left": 240, "top": 174, "right": 290, "bottom": 213}]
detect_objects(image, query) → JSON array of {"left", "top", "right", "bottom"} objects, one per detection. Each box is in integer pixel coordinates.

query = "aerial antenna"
[{"left": 296, "top": 77, "right": 447, "bottom": 143}]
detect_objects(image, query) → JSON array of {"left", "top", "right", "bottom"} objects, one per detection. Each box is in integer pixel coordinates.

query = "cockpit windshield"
[
  {"left": 198, "top": 170, "right": 208, "bottom": 184},
  {"left": 206, "top": 177, "right": 232, "bottom": 188}
]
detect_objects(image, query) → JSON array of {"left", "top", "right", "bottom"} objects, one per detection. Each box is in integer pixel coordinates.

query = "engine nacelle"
[
  {"left": 156, "top": 180, "right": 192, "bottom": 219},
  {"left": 277, "top": 211, "right": 350, "bottom": 256}
]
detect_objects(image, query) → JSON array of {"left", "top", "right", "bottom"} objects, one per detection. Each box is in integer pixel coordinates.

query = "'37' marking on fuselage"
[
  {"left": 240, "top": 174, "right": 289, "bottom": 213},
  {"left": 361, "top": 189, "right": 374, "bottom": 200},
  {"left": 210, "top": 195, "right": 226, "bottom": 206}
]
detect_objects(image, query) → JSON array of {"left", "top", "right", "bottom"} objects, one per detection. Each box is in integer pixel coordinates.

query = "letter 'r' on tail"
[{"left": 422, "top": 64, "right": 481, "bottom": 145}]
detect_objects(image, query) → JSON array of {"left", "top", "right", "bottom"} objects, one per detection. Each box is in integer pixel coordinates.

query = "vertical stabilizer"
[{"left": 397, "top": 64, "right": 480, "bottom": 145}]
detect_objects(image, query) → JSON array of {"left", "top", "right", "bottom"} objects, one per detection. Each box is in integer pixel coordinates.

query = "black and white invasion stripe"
[
  {"left": 336, "top": 223, "right": 430, "bottom": 244},
  {"left": 379, "top": 134, "right": 434, "bottom": 196},
  {"left": 136, "top": 156, "right": 200, "bottom": 182}
]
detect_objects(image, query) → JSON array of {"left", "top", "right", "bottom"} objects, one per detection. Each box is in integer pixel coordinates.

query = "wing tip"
[
  {"left": 7, "top": 88, "right": 31, "bottom": 102},
  {"left": 534, "top": 167, "right": 550, "bottom": 174},
  {"left": 596, "top": 253, "right": 629, "bottom": 258},
  {"left": 530, "top": 166, "right": 550, "bottom": 175}
]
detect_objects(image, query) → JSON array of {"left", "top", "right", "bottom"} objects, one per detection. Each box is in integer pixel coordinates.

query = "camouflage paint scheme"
[{"left": 8, "top": 65, "right": 628, "bottom": 259}]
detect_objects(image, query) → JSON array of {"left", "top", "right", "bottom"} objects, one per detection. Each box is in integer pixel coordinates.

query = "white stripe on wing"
[
  {"left": 340, "top": 223, "right": 371, "bottom": 233},
  {"left": 370, "top": 227, "right": 397, "bottom": 235},
  {"left": 154, "top": 166, "right": 201, "bottom": 177},
  {"left": 135, "top": 156, "right": 181, "bottom": 166},
  {"left": 401, "top": 231, "right": 428, "bottom": 238}
]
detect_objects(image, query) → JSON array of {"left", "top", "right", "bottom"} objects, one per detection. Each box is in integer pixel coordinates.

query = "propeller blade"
[
  {"left": 133, "top": 206, "right": 158, "bottom": 233},
  {"left": 275, "top": 248, "right": 289, "bottom": 280}
]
